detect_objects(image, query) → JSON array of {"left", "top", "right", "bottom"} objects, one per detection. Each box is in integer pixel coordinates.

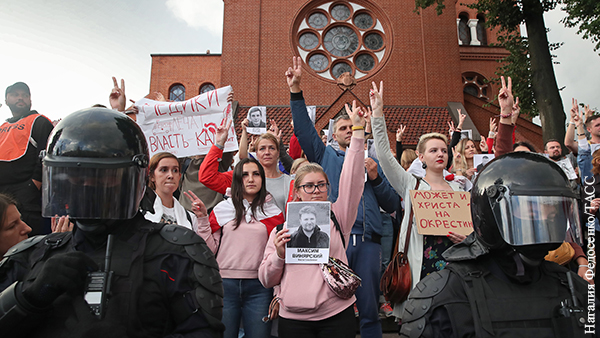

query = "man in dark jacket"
[{"left": 289, "top": 206, "right": 330, "bottom": 248}]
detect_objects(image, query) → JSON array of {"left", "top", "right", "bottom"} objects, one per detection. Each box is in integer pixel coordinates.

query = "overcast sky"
[{"left": 0, "top": 0, "right": 598, "bottom": 124}]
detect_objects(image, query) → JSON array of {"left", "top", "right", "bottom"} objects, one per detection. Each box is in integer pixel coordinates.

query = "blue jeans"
[
  {"left": 346, "top": 235, "right": 382, "bottom": 338},
  {"left": 223, "top": 278, "right": 273, "bottom": 338}
]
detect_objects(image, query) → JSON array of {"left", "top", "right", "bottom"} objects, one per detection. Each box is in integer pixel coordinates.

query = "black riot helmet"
[
  {"left": 471, "top": 152, "right": 582, "bottom": 259},
  {"left": 42, "top": 108, "right": 149, "bottom": 220}
]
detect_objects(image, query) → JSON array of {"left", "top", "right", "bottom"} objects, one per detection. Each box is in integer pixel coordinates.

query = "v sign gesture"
[
  {"left": 286, "top": 57, "right": 303, "bottom": 93},
  {"left": 369, "top": 81, "right": 384, "bottom": 117}
]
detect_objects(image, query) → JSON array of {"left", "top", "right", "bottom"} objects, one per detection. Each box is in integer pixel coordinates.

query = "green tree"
[
  {"left": 416, "top": 0, "right": 566, "bottom": 145},
  {"left": 561, "top": 0, "right": 600, "bottom": 54}
]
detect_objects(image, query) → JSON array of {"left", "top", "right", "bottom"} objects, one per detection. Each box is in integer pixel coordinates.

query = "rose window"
[{"left": 293, "top": 1, "right": 392, "bottom": 82}]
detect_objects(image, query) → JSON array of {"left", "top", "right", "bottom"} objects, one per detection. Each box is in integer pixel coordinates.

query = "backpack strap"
[{"left": 329, "top": 212, "right": 346, "bottom": 249}]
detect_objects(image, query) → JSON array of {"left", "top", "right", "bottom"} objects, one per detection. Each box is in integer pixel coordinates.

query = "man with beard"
[
  {"left": 0, "top": 82, "right": 53, "bottom": 235},
  {"left": 289, "top": 205, "right": 329, "bottom": 248},
  {"left": 544, "top": 139, "right": 579, "bottom": 187}
]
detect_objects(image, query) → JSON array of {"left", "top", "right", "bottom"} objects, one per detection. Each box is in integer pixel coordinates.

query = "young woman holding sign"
[
  {"left": 369, "top": 81, "right": 466, "bottom": 318},
  {"left": 194, "top": 154, "right": 285, "bottom": 338},
  {"left": 258, "top": 100, "right": 365, "bottom": 338}
]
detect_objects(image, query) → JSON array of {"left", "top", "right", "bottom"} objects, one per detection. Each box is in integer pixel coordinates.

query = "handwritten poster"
[
  {"left": 409, "top": 190, "right": 473, "bottom": 236},
  {"left": 134, "top": 86, "right": 238, "bottom": 157}
]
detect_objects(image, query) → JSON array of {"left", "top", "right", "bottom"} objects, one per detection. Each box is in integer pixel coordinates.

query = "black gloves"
[{"left": 22, "top": 251, "right": 98, "bottom": 308}]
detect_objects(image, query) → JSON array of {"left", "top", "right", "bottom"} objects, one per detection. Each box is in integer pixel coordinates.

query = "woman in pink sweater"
[
  {"left": 259, "top": 102, "right": 365, "bottom": 338},
  {"left": 193, "top": 157, "right": 284, "bottom": 338}
]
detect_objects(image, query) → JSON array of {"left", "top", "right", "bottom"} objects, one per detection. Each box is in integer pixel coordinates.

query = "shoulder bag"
[{"left": 380, "top": 178, "right": 420, "bottom": 303}]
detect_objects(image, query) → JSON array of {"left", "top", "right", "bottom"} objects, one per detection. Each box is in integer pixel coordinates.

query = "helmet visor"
[
  {"left": 495, "top": 194, "right": 582, "bottom": 246},
  {"left": 42, "top": 165, "right": 146, "bottom": 219}
]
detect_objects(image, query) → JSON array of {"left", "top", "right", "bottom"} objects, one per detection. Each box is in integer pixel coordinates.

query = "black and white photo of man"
[
  {"left": 474, "top": 153, "right": 494, "bottom": 172},
  {"left": 288, "top": 205, "right": 330, "bottom": 248},
  {"left": 247, "top": 107, "right": 266, "bottom": 128}
]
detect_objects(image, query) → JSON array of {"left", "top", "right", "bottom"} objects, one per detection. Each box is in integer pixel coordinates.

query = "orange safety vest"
[{"left": 0, "top": 114, "right": 43, "bottom": 162}]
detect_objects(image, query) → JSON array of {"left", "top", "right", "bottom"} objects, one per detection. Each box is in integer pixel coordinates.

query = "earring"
[{"left": 422, "top": 162, "right": 427, "bottom": 169}]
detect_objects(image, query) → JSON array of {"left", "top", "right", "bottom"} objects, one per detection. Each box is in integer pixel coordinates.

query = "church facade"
[{"left": 149, "top": 0, "right": 542, "bottom": 149}]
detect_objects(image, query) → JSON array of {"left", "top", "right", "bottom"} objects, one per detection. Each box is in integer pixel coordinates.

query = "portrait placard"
[
  {"left": 246, "top": 106, "right": 267, "bottom": 135},
  {"left": 473, "top": 154, "right": 495, "bottom": 172},
  {"left": 285, "top": 201, "right": 331, "bottom": 264}
]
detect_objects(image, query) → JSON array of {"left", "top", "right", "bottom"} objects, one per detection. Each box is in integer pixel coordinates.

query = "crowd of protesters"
[{"left": 0, "top": 56, "right": 595, "bottom": 337}]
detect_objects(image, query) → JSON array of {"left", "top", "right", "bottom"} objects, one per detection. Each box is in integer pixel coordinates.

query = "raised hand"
[
  {"left": 216, "top": 118, "right": 232, "bottom": 147},
  {"left": 448, "top": 120, "right": 456, "bottom": 136},
  {"left": 183, "top": 190, "right": 208, "bottom": 218},
  {"left": 452, "top": 146, "right": 461, "bottom": 160},
  {"left": 479, "top": 136, "right": 488, "bottom": 153},
  {"left": 286, "top": 56, "right": 303, "bottom": 93},
  {"left": 511, "top": 97, "right": 520, "bottom": 125},
  {"left": 369, "top": 81, "right": 384, "bottom": 117},
  {"left": 249, "top": 135, "right": 257, "bottom": 152},
  {"left": 498, "top": 76, "right": 514, "bottom": 115},
  {"left": 227, "top": 90, "right": 235, "bottom": 103},
  {"left": 457, "top": 109, "right": 467, "bottom": 130},
  {"left": 584, "top": 104, "right": 595, "bottom": 122},
  {"left": 344, "top": 100, "right": 365, "bottom": 127},
  {"left": 109, "top": 77, "right": 126, "bottom": 111},
  {"left": 268, "top": 119, "right": 282, "bottom": 142},
  {"left": 571, "top": 98, "right": 583, "bottom": 127},
  {"left": 489, "top": 117, "right": 497, "bottom": 135},
  {"left": 396, "top": 124, "right": 406, "bottom": 142}
]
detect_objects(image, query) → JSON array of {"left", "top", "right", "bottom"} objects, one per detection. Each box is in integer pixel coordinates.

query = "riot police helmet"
[
  {"left": 470, "top": 152, "right": 582, "bottom": 259},
  {"left": 42, "top": 107, "right": 149, "bottom": 220}
]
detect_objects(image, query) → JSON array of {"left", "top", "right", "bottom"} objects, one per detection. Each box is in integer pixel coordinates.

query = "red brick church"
[{"left": 149, "top": 0, "right": 542, "bottom": 150}]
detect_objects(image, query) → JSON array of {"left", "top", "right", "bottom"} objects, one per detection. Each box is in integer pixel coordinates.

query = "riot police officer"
[
  {"left": 0, "top": 108, "right": 224, "bottom": 337},
  {"left": 400, "top": 152, "right": 589, "bottom": 338}
]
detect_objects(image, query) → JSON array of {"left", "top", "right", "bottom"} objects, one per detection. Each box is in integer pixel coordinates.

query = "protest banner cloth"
[
  {"left": 285, "top": 201, "right": 331, "bottom": 264},
  {"left": 134, "top": 86, "right": 238, "bottom": 157},
  {"left": 409, "top": 190, "right": 473, "bottom": 236}
]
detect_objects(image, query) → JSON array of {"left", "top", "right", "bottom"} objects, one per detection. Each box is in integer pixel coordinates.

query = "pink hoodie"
[
  {"left": 259, "top": 137, "right": 364, "bottom": 321},
  {"left": 196, "top": 194, "right": 284, "bottom": 279}
]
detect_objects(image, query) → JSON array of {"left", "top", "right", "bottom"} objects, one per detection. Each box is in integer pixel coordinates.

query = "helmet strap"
[{"left": 511, "top": 250, "right": 525, "bottom": 277}]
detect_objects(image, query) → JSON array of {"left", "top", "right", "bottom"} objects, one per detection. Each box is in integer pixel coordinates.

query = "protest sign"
[
  {"left": 409, "top": 190, "right": 473, "bottom": 236},
  {"left": 246, "top": 106, "right": 267, "bottom": 135},
  {"left": 285, "top": 201, "right": 330, "bottom": 264},
  {"left": 134, "top": 86, "right": 238, "bottom": 157}
]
